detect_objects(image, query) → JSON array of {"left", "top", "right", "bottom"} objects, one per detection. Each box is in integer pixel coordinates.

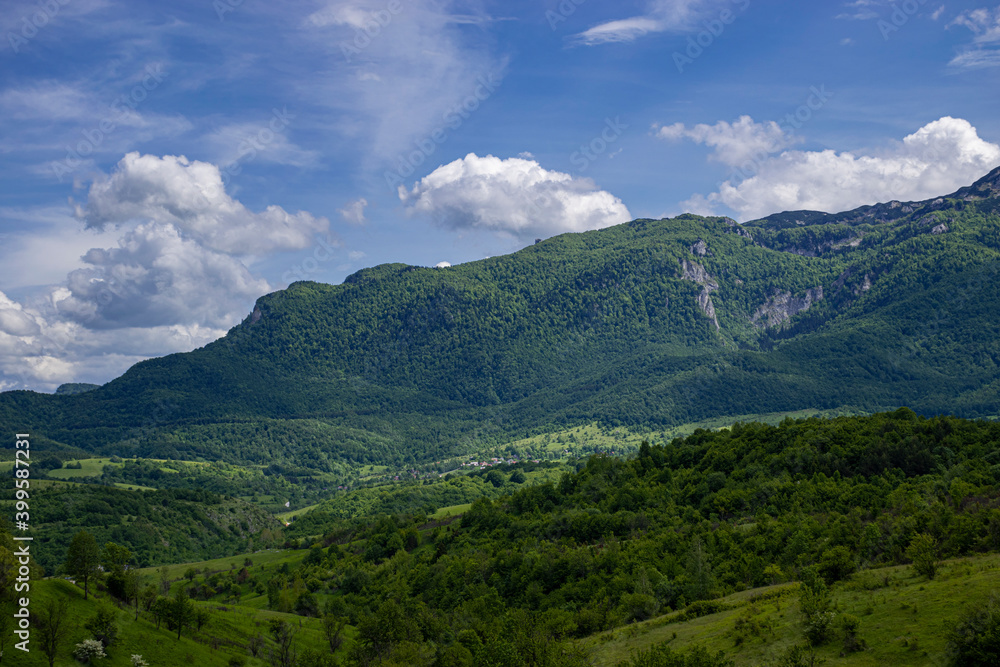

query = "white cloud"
[
  {"left": 83, "top": 152, "right": 329, "bottom": 256},
  {"left": 951, "top": 6, "right": 1000, "bottom": 42},
  {"left": 399, "top": 153, "right": 632, "bottom": 240},
  {"left": 677, "top": 117, "right": 1000, "bottom": 220},
  {"left": 435, "top": 261, "right": 452, "bottom": 268},
  {"left": 835, "top": 0, "right": 881, "bottom": 21},
  {"left": 0, "top": 291, "right": 42, "bottom": 337},
  {"left": 0, "top": 83, "right": 95, "bottom": 121},
  {"left": 655, "top": 116, "right": 799, "bottom": 168},
  {"left": 203, "top": 122, "right": 321, "bottom": 168},
  {"left": 57, "top": 222, "right": 270, "bottom": 329},
  {"left": 338, "top": 198, "right": 369, "bottom": 225},
  {"left": 304, "top": 1, "right": 504, "bottom": 163},
  {"left": 0, "top": 152, "right": 334, "bottom": 390},
  {"left": 949, "top": 5, "right": 1000, "bottom": 67},
  {"left": 573, "top": 0, "right": 729, "bottom": 45}
]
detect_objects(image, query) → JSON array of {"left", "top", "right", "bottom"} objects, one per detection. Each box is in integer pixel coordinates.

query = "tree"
[
  {"left": 65, "top": 530, "right": 101, "bottom": 600},
  {"left": 140, "top": 583, "right": 158, "bottom": 612},
  {"left": 819, "top": 546, "right": 856, "bottom": 585},
  {"left": 685, "top": 537, "right": 714, "bottom": 602},
  {"left": 102, "top": 541, "right": 134, "bottom": 600},
  {"left": 248, "top": 632, "right": 265, "bottom": 658},
  {"left": 268, "top": 619, "right": 297, "bottom": 667},
  {"left": 799, "top": 567, "right": 834, "bottom": 646},
  {"left": 194, "top": 607, "right": 211, "bottom": 632},
  {"left": 86, "top": 602, "right": 120, "bottom": 648},
  {"left": 124, "top": 569, "right": 142, "bottom": 620},
  {"left": 73, "top": 638, "right": 107, "bottom": 662},
  {"left": 37, "top": 598, "right": 70, "bottom": 667},
  {"left": 907, "top": 533, "right": 938, "bottom": 579},
  {"left": 946, "top": 592, "right": 1000, "bottom": 665},
  {"left": 321, "top": 613, "right": 347, "bottom": 652},
  {"left": 151, "top": 596, "right": 170, "bottom": 630},
  {"left": 158, "top": 564, "right": 171, "bottom": 595},
  {"left": 170, "top": 589, "right": 195, "bottom": 640}
]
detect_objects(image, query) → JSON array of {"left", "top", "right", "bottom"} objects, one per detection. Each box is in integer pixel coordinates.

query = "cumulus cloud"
[
  {"left": 0, "top": 152, "right": 335, "bottom": 390},
  {"left": 655, "top": 116, "right": 799, "bottom": 168},
  {"left": 56, "top": 222, "right": 270, "bottom": 329},
  {"left": 573, "top": 0, "right": 728, "bottom": 45},
  {"left": 676, "top": 117, "right": 1000, "bottom": 220},
  {"left": 399, "top": 153, "right": 632, "bottom": 240},
  {"left": 82, "top": 152, "right": 329, "bottom": 256},
  {"left": 0, "top": 292, "right": 42, "bottom": 337},
  {"left": 949, "top": 5, "right": 1000, "bottom": 67}
]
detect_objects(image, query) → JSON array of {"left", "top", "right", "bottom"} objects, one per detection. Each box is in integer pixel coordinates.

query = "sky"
[{"left": 1, "top": 0, "right": 999, "bottom": 392}]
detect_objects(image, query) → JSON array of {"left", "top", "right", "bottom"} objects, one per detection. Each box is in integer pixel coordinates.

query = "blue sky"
[{"left": 1, "top": 0, "right": 999, "bottom": 391}]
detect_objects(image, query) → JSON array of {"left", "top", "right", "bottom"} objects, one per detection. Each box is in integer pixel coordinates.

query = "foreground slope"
[{"left": 1, "top": 168, "right": 999, "bottom": 465}]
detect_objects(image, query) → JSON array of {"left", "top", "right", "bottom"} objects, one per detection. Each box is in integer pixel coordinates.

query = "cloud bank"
[{"left": 667, "top": 116, "right": 1000, "bottom": 220}]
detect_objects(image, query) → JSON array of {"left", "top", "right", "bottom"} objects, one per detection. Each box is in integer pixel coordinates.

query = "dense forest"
[
  {"left": 2, "top": 169, "right": 1000, "bottom": 476},
  {"left": 25, "top": 484, "right": 282, "bottom": 571},
  {"left": 29, "top": 410, "right": 997, "bottom": 665}
]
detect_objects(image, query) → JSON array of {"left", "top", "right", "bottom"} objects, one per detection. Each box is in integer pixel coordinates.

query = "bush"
[
  {"left": 131, "top": 655, "right": 150, "bottom": 667},
  {"left": 776, "top": 645, "right": 826, "bottom": 667},
  {"left": 85, "top": 602, "right": 119, "bottom": 648},
  {"left": 818, "top": 546, "right": 856, "bottom": 585},
  {"left": 946, "top": 592, "right": 1000, "bottom": 665},
  {"left": 74, "top": 638, "right": 107, "bottom": 662},
  {"left": 907, "top": 533, "right": 938, "bottom": 579},
  {"left": 841, "top": 614, "right": 867, "bottom": 654}
]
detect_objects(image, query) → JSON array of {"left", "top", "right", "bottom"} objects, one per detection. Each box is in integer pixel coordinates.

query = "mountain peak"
[{"left": 954, "top": 164, "right": 1000, "bottom": 200}]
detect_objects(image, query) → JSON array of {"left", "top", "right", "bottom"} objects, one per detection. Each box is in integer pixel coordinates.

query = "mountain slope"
[{"left": 3, "top": 168, "right": 1000, "bottom": 466}]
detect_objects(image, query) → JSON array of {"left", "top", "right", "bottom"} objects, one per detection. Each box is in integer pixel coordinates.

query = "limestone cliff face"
[
  {"left": 679, "top": 259, "right": 720, "bottom": 330},
  {"left": 751, "top": 287, "right": 824, "bottom": 328}
]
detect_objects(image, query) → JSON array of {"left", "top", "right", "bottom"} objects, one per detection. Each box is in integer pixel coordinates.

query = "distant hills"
[{"left": 3, "top": 167, "right": 999, "bottom": 469}]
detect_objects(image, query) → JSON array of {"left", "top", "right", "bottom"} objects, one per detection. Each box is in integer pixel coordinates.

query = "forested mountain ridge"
[{"left": 2, "top": 167, "right": 1000, "bottom": 467}]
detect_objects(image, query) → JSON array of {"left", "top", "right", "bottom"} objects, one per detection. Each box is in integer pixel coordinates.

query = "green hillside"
[
  {"left": 1, "top": 169, "right": 999, "bottom": 473},
  {"left": 9, "top": 410, "right": 1000, "bottom": 666}
]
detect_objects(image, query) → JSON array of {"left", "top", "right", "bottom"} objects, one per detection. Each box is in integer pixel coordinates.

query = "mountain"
[{"left": 3, "top": 168, "right": 1000, "bottom": 469}]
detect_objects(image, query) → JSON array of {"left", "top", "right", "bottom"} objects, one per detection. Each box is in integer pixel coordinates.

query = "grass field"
[
  {"left": 430, "top": 502, "right": 472, "bottom": 519},
  {"left": 500, "top": 407, "right": 864, "bottom": 462},
  {"left": 21, "top": 576, "right": 337, "bottom": 667},
  {"left": 581, "top": 553, "right": 1000, "bottom": 665},
  {"left": 45, "top": 457, "right": 122, "bottom": 479},
  {"left": 136, "top": 548, "right": 303, "bottom": 580},
  {"left": 277, "top": 502, "right": 323, "bottom": 522}
]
